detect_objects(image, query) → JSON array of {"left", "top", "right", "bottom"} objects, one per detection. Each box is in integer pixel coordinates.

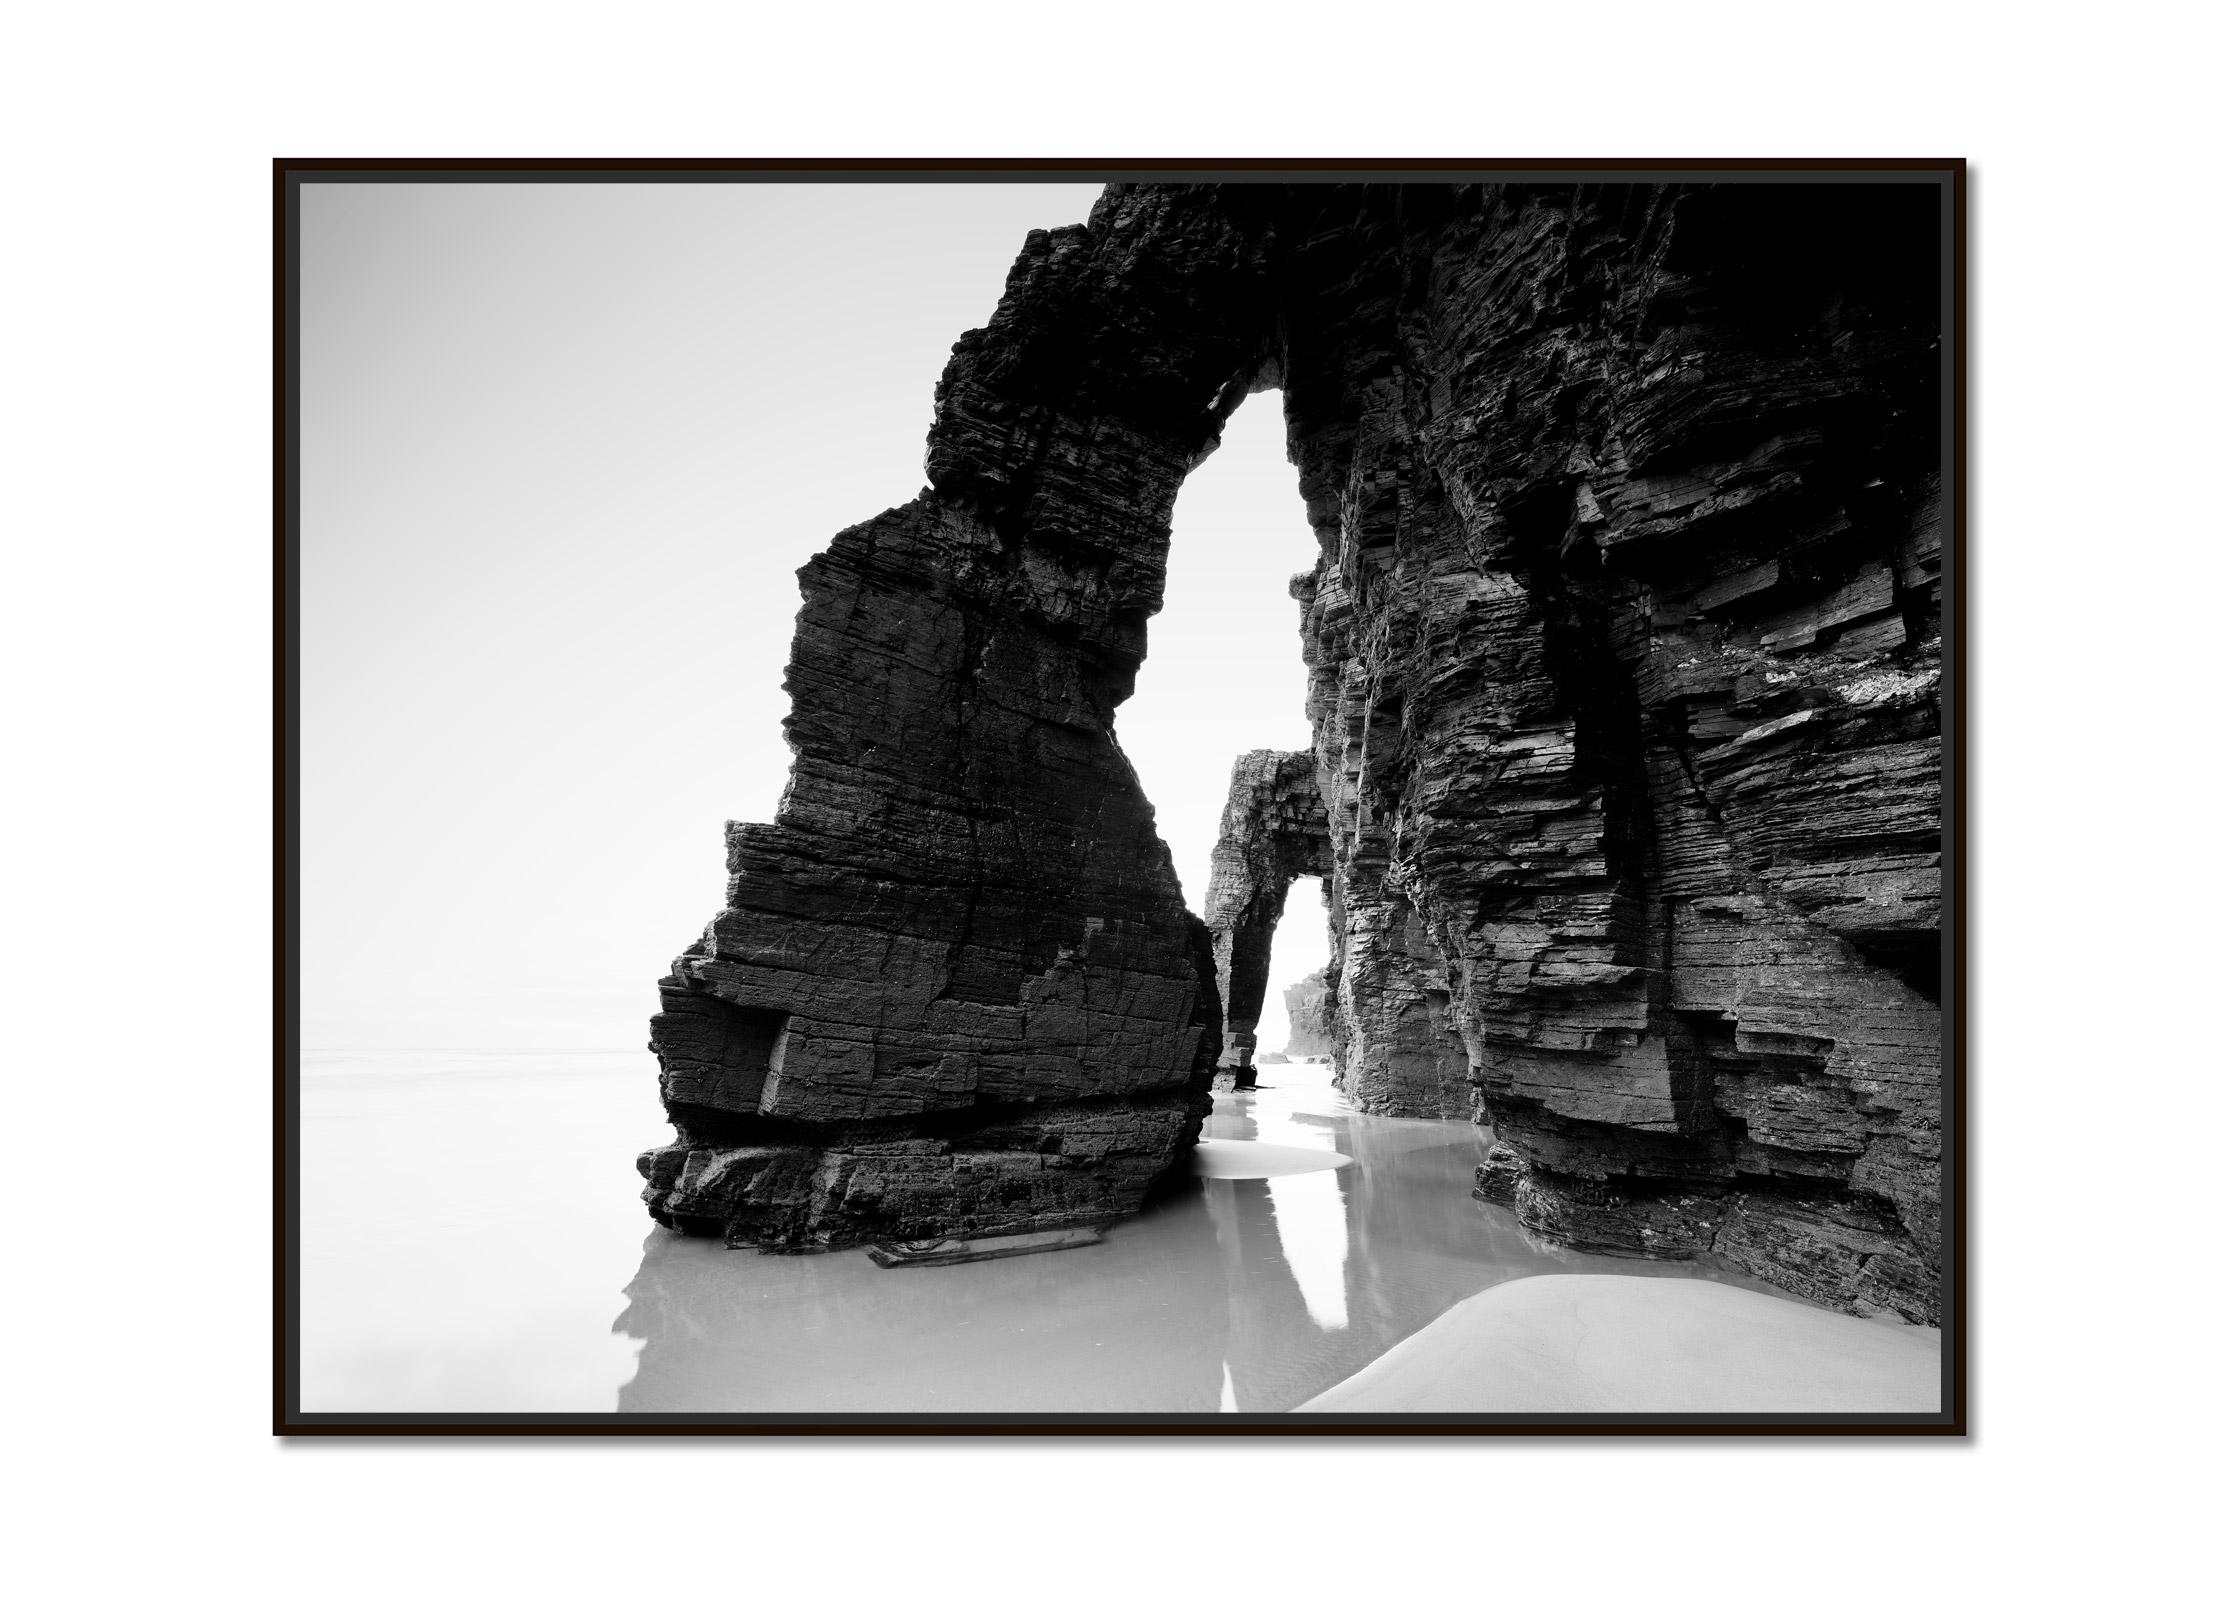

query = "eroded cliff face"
[
  {"left": 1273, "top": 184, "right": 1946, "bottom": 1321},
  {"left": 644, "top": 182, "right": 1947, "bottom": 1321},
  {"left": 1282, "top": 974, "right": 1334, "bottom": 1058}
]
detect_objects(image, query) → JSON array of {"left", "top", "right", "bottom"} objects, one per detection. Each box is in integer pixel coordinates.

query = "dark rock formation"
[
  {"left": 1200, "top": 749, "right": 1472, "bottom": 1114},
  {"left": 1330, "top": 881, "right": 1480, "bottom": 1120},
  {"left": 1201, "top": 750, "right": 1329, "bottom": 1090},
  {"left": 1282, "top": 972, "right": 1334, "bottom": 1058},
  {"left": 1469, "top": 1138, "right": 1530, "bottom": 1205},
  {"left": 640, "top": 188, "right": 1272, "bottom": 1251},
  {"left": 645, "top": 181, "right": 1947, "bottom": 1322},
  {"left": 1272, "top": 183, "right": 1947, "bottom": 1321}
]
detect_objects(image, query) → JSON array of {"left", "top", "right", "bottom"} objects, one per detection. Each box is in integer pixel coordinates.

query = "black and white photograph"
[
  {"left": 19, "top": 2, "right": 2240, "bottom": 1592},
  {"left": 283, "top": 165, "right": 1959, "bottom": 1429}
]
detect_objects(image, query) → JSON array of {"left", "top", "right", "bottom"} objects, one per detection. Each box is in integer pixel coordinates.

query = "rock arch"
[
  {"left": 1201, "top": 750, "right": 1330, "bottom": 1091},
  {"left": 1200, "top": 748, "right": 1475, "bottom": 1118},
  {"left": 641, "top": 189, "right": 1282, "bottom": 1254},
  {"left": 642, "top": 182, "right": 1949, "bottom": 1323}
]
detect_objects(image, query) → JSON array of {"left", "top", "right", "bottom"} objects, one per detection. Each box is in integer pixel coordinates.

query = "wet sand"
[
  {"left": 1296, "top": 1274, "right": 1942, "bottom": 1414},
  {"left": 299, "top": 1052, "right": 1894, "bottom": 1414}
]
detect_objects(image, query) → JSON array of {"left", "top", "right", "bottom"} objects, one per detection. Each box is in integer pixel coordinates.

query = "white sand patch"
[
  {"left": 1188, "top": 1138, "right": 1353, "bottom": 1178},
  {"left": 1295, "top": 1274, "right": 1941, "bottom": 1414}
]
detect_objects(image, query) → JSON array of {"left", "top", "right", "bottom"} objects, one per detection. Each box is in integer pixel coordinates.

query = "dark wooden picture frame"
[{"left": 276, "top": 158, "right": 1965, "bottom": 1437}]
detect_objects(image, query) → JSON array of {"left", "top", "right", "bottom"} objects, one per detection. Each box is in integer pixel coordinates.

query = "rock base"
[
  {"left": 638, "top": 1089, "right": 1206, "bottom": 1254},
  {"left": 866, "top": 1226, "right": 1107, "bottom": 1268}
]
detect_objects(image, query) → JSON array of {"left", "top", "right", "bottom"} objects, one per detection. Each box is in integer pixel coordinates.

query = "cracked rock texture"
[
  {"left": 1282, "top": 973, "right": 1335, "bottom": 1058},
  {"left": 646, "top": 182, "right": 1947, "bottom": 1321}
]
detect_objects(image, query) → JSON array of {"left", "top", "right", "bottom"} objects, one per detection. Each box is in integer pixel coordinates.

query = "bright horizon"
[{"left": 301, "top": 182, "right": 1334, "bottom": 1057}]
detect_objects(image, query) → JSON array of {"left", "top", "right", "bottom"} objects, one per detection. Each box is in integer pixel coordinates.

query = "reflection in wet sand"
[
  {"left": 1269, "top": 1168, "right": 1350, "bottom": 1330},
  {"left": 297, "top": 1051, "right": 1797, "bottom": 1414},
  {"left": 615, "top": 1184, "right": 1228, "bottom": 1413},
  {"left": 614, "top": 1058, "right": 1794, "bottom": 1413}
]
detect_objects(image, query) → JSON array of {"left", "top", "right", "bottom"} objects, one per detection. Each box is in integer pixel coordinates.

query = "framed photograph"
[{"left": 278, "top": 159, "right": 1963, "bottom": 1435}]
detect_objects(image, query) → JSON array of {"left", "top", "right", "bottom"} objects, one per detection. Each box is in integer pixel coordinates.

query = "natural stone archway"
[
  {"left": 1201, "top": 750, "right": 1330, "bottom": 1090},
  {"left": 1201, "top": 747, "right": 1474, "bottom": 1117},
  {"left": 641, "top": 190, "right": 1282, "bottom": 1252},
  {"left": 642, "top": 182, "right": 1948, "bottom": 1323}
]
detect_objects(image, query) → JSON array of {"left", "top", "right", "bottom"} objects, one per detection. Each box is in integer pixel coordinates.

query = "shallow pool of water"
[{"left": 297, "top": 1052, "right": 1781, "bottom": 1414}]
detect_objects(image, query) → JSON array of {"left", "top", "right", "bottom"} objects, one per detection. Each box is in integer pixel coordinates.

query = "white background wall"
[{"left": 5, "top": 3, "right": 2233, "bottom": 1596}]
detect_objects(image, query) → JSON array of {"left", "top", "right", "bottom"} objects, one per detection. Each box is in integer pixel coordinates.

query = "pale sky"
[{"left": 301, "top": 181, "right": 1332, "bottom": 1054}]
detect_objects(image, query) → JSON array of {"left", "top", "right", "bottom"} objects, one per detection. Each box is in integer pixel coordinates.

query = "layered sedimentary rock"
[
  {"left": 1202, "top": 747, "right": 1474, "bottom": 1114},
  {"left": 1201, "top": 750, "right": 1329, "bottom": 1089},
  {"left": 1282, "top": 973, "right": 1334, "bottom": 1057},
  {"left": 641, "top": 190, "right": 1277, "bottom": 1251},
  {"left": 1330, "top": 876, "right": 1480, "bottom": 1119},
  {"left": 1273, "top": 184, "right": 1948, "bottom": 1321},
  {"left": 646, "top": 182, "right": 1948, "bottom": 1321}
]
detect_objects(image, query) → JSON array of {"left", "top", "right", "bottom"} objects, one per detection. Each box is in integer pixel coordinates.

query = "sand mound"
[
  {"left": 1188, "top": 1139, "right": 1352, "bottom": 1179},
  {"left": 1295, "top": 1273, "right": 1941, "bottom": 1414}
]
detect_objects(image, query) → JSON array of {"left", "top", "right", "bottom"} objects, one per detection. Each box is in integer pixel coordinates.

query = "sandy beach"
[{"left": 1296, "top": 1274, "right": 1942, "bottom": 1414}]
